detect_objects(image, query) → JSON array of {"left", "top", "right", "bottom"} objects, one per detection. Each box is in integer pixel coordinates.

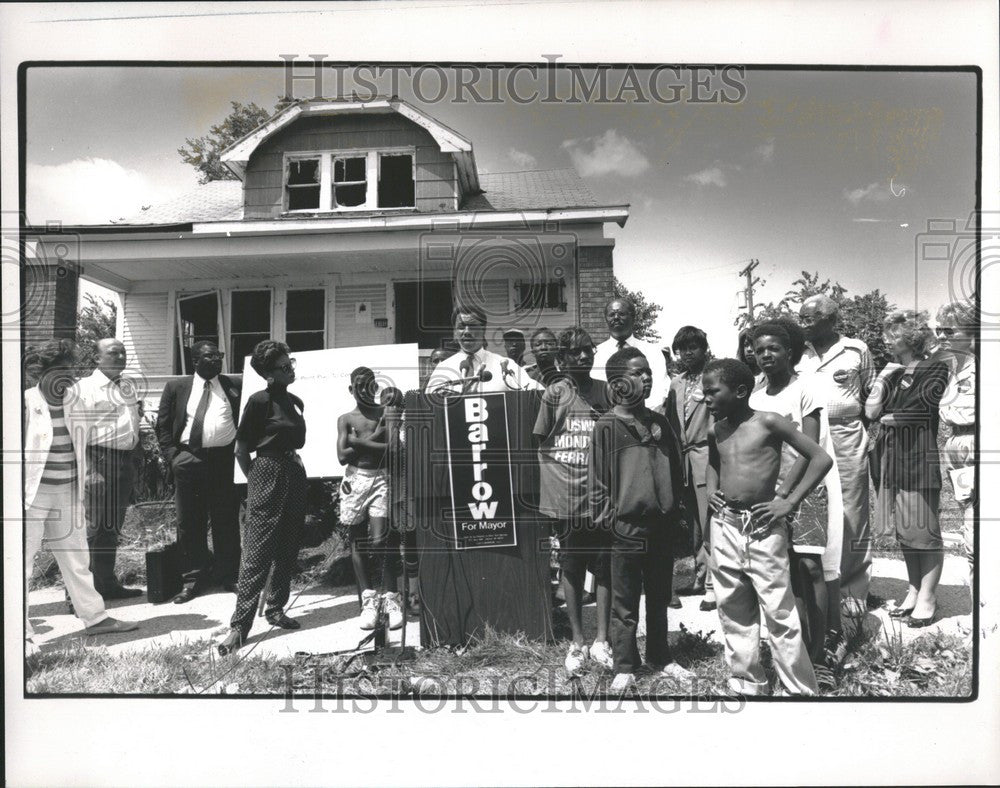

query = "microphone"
[{"left": 434, "top": 368, "right": 493, "bottom": 391}]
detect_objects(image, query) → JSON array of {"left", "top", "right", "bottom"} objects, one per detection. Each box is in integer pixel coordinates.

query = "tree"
[
  {"left": 744, "top": 270, "right": 895, "bottom": 369},
  {"left": 76, "top": 293, "right": 117, "bottom": 371},
  {"left": 613, "top": 276, "right": 662, "bottom": 341},
  {"left": 178, "top": 99, "right": 293, "bottom": 183}
]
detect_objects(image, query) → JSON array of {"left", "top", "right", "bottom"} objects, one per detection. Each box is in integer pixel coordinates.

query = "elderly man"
[
  {"left": 425, "top": 303, "right": 540, "bottom": 394},
  {"left": 591, "top": 298, "right": 670, "bottom": 407},
  {"left": 157, "top": 341, "right": 242, "bottom": 603},
  {"left": 798, "top": 295, "right": 876, "bottom": 616},
  {"left": 66, "top": 339, "right": 143, "bottom": 600}
]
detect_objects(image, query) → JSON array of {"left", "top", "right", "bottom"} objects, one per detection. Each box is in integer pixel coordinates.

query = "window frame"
[
  {"left": 282, "top": 147, "right": 416, "bottom": 214},
  {"left": 229, "top": 288, "right": 273, "bottom": 364},
  {"left": 284, "top": 287, "right": 327, "bottom": 352},
  {"left": 512, "top": 277, "right": 568, "bottom": 314}
]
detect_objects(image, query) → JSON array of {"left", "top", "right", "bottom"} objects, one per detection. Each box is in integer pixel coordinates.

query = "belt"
[
  {"left": 828, "top": 416, "right": 863, "bottom": 425},
  {"left": 256, "top": 448, "right": 299, "bottom": 459},
  {"left": 948, "top": 423, "right": 975, "bottom": 436}
]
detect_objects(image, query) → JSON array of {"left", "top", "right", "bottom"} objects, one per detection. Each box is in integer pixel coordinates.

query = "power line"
[{"left": 737, "top": 259, "right": 760, "bottom": 321}]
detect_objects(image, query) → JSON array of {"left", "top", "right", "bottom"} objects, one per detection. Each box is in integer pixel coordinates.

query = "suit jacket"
[
  {"left": 663, "top": 373, "right": 713, "bottom": 487},
  {"left": 156, "top": 374, "right": 242, "bottom": 464}
]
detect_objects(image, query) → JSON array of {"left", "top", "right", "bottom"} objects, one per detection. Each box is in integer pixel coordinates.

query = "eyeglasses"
[
  {"left": 199, "top": 352, "right": 225, "bottom": 360},
  {"left": 935, "top": 326, "right": 955, "bottom": 336}
]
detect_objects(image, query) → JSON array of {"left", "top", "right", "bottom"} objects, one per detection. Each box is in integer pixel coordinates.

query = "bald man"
[
  {"left": 66, "top": 339, "right": 143, "bottom": 599},
  {"left": 798, "top": 295, "right": 876, "bottom": 616},
  {"left": 591, "top": 298, "right": 670, "bottom": 407}
]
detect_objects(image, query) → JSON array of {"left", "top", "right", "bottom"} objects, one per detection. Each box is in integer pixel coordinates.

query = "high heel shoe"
[
  {"left": 889, "top": 605, "right": 915, "bottom": 619},
  {"left": 217, "top": 629, "right": 244, "bottom": 656}
]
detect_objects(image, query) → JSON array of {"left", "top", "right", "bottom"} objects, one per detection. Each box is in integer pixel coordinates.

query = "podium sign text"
[{"left": 443, "top": 393, "right": 517, "bottom": 549}]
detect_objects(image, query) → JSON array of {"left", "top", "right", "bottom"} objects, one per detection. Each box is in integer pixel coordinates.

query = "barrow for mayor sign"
[{"left": 443, "top": 393, "right": 517, "bottom": 549}]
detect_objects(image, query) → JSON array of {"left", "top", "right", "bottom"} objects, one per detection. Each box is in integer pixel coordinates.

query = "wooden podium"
[{"left": 402, "top": 390, "right": 553, "bottom": 647}]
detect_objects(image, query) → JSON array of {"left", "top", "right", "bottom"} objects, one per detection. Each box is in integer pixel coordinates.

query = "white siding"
[
  {"left": 334, "top": 283, "right": 390, "bottom": 348},
  {"left": 121, "top": 292, "right": 171, "bottom": 376}
]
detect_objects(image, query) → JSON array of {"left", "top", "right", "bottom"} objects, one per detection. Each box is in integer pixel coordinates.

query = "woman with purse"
[
  {"left": 866, "top": 311, "right": 949, "bottom": 628},
  {"left": 219, "top": 340, "right": 307, "bottom": 655}
]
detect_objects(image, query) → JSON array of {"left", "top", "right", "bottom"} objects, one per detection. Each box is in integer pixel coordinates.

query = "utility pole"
[{"left": 738, "top": 259, "right": 760, "bottom": 322}]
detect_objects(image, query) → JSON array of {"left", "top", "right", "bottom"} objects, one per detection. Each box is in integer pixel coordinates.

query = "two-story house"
[{"left": 24, "top": 97, "right": 628, "bottom": 407}]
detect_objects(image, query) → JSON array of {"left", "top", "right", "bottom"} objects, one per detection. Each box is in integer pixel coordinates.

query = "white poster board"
[{"left": 234, "top": 343, "right": 420, "bottom": 481}]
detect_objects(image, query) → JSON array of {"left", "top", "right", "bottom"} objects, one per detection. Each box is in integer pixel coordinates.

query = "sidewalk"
[{"left": 26, "top": 554, "right": 973, "bottom": 659}]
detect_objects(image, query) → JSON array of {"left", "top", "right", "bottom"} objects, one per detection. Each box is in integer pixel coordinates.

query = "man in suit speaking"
[{"left": 157, "top": 341, "right": 242, "bottom": 603}]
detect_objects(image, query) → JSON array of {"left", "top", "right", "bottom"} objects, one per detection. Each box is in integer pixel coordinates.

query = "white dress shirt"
[
  {"left": 424, "top": 348, "right": 542, "bottom": 394},
  {"left": 591, "top": 334, "right": 670, "bottom": 407},
  {"left": 65, "top": 369, "right": 140, "bottom": 450},
  {"left": 180, "top": 374, "right": 237, "bottom": 447}
]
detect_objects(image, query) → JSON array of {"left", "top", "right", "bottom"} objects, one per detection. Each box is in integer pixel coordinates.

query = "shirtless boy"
[
  {"left": 702, "top": 358, "right": 832, "bottom": 696},
  {"left": 337, "top": 367, "right": 402, "bottom": 630}
]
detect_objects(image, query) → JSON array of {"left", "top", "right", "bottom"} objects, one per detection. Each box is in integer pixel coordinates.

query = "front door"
[{"left": 394, "top": 280, "right": 453, "bottom": 350}]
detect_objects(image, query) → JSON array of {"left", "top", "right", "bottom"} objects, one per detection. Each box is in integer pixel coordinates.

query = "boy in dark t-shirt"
[
  {"left": 590, "top": 347, "right": 695, "bottom": 692},
  {"left": 534, "top": 327, "right": 611, "bottom": 675}
]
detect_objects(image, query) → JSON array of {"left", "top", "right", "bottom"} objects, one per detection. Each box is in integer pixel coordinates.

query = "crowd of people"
[{"left": 23, "top": 291, "right": 976, "bottom": 695}]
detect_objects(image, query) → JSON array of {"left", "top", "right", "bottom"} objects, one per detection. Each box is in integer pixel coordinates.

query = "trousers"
[
  {"left": 942, "top": 431, "right": 975, "bottom": 580},
  {"left": 709, "top": 508, "right": 818, "bottom": 696},
  {"left": 27, "top": 484, "right": 107, "bottom": 638},
  {"left": 610, "top": 517, "right": 674, "bottom": 674},
  {"left": 830, "top": 420, "right": 871, "bottom": 601},
  {"left": 172, "top": 445, "right": 241, "bottom": 587},
  {"left": 682, "top": 450, "right": 713, "bottom": 594},
  {"left": 230, "top": 455, "right": 307, "bottom": 635},
  {"left": 85, "top": 445, "right": 138, "bottom": 593}
]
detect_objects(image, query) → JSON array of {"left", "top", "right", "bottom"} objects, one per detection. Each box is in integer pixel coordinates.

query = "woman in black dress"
[
  {"left": 865, "top": 311, "right": 949, "bottom": 627},
  {"left": 219, "top": 341, "right": 307, "bottom": 655}
]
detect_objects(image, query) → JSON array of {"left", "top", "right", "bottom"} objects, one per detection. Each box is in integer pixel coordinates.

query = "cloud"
[
  {"left": 753, "top": 137, "right": 775, "bottom": 164},
  {"left": 561, "top": 129, "right": 650, "bottom": 177},
  {"left": 684, "top": 166, "right": 727, "bottom": 188},
  {"left": 507, "top": 148, "right": 538, "bottom": 169},
  {"left": 843, "top": 181, "right": 895, "bottom": 205},
  {"left": 852, "top": 217, "right": 889, "bottom": 223},
  {"left": 26, "top": 158, "right": 179, "bottom": 225}
]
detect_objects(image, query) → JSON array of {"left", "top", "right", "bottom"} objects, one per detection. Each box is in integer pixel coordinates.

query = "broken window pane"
[
  {"left": 285, "top": 158, "right": 321, "bottom": 210},
  {"left": 333, "top": 156, "right": 367, "bottom": 207},
  {"left": 288, "top": 159, "right": 319, "bottom": 185},
  {"left": 378, "top": 154, "right": 415, "bottom": 208},
  {"left": 334, "top": 157, "right": 366, "bottom": 182}
]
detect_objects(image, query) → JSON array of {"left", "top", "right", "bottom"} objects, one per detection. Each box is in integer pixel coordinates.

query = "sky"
[{"left": 25, "top": 66, "right": 978, "bottom": 350}]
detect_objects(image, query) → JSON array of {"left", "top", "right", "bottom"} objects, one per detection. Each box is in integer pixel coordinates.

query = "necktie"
[
  {"left": 460, "top": 353, "right": 477, "bottom": 394},
  {"left": 188, "top": 379, "right": 212, "bottom": 449},
  {"left": 617, "top": 339, "right": 627, "bottom": 350}
]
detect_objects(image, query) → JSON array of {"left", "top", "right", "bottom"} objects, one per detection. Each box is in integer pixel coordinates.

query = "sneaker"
[
  {"left": 659, "top": 662, "right": 696, "bottom": 682},
  {"left": 359, "top": 589, "right": 380, "bottom": 630},
  {"left": 383, "top": 592, "right": 404, "bottom": 630},
  {"left": 84, "top": 617, "right": 139, "bottom": 635},
  {"left": 589, "top": 640, "right": 614, "bottom": 671},
  {"left": 610, "top": 672, "right": 636, "bottom": 693},
  {"left": 564, "top": 643, "right": 589, "bottom": 675},
  {"left": 824, "top": 629, "right": 848, "bottom": 668}
]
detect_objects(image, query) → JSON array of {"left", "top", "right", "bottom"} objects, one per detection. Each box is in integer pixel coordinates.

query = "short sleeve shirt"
[
  {"left": 236, "top": 386, "right": 306, "bottom": 453},
  {"left": 533, "top": 378, "right": 610, "bottom": 520},
  {"left": 798, "top": 337, "right": 875, "bottom": 420}
]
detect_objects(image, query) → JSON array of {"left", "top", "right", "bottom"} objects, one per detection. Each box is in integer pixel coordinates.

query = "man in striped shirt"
[{"left": 24, "top": 339, "right": 139, "bottom": 661}]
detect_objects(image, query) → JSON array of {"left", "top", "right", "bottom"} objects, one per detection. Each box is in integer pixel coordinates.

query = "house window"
[
  {"left": 230, "top": 290, "right": 272, "bottom": 364},
  {"left": 378, "top": 154, "right": 415, "bottom": 208},
  {"left": 175, "top": 292, "right": 222, "bottom": 375},
  {"left": 286, "top": 158, "right": 320, "bottom": 210},
  {"left": 285, "top": 289, "right": 326, "bottom": 351},
  {"left": 284, "top": 150, "right": 414, "bottom": 212},
  {"left": 514, "top": 278, "right": 567, "bottom": 312}
]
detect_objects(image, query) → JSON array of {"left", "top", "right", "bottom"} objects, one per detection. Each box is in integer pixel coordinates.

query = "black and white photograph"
[{"left": 3, "top": 2, "right": 998, "bottom": 786}]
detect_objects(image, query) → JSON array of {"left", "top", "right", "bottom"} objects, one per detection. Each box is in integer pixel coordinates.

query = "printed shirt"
[
  {"left": 798, "top": 336, "right": 875, "bottom": 421},
  {"left": 67, "top": 370, "right": 140, "bottom": 450},
  {"left": 939, "top": 354, "right": 975, "bottom": 427},
  {"left": 592, "top": 335, "right": 670, "bottom": 407},
  {"left": 236, "top": 386, "right": 306, "bottom": 453},
  {"left": 749, "top": 374, "right": 836, "bottom": 489},
  {"left": 179, "top": 374, "right": 237, "bottom": 447},
  {"left": 39, "top": 405, "right": 77, "bottom": 486},
  {"left": 533, "top": 378, "right": 610, "bottom": 520}
]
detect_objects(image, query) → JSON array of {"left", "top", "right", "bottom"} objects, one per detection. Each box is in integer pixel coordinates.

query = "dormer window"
[{"left": 284, "top": 149, "right": 415, "bottom": 212}]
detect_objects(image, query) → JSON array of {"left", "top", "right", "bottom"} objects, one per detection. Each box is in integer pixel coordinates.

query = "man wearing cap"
[
  {"left": 425, "top": 304, "right": 541, "bottom": 395},
  {"left": 502, "top": 329, "right": 527, "bottom": 367},
  {"left": 798, "top": 295, "right": 876, "bottom": 616},
  {"left": 591, "top": 298, "right": 670, "bottom": 408}
]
